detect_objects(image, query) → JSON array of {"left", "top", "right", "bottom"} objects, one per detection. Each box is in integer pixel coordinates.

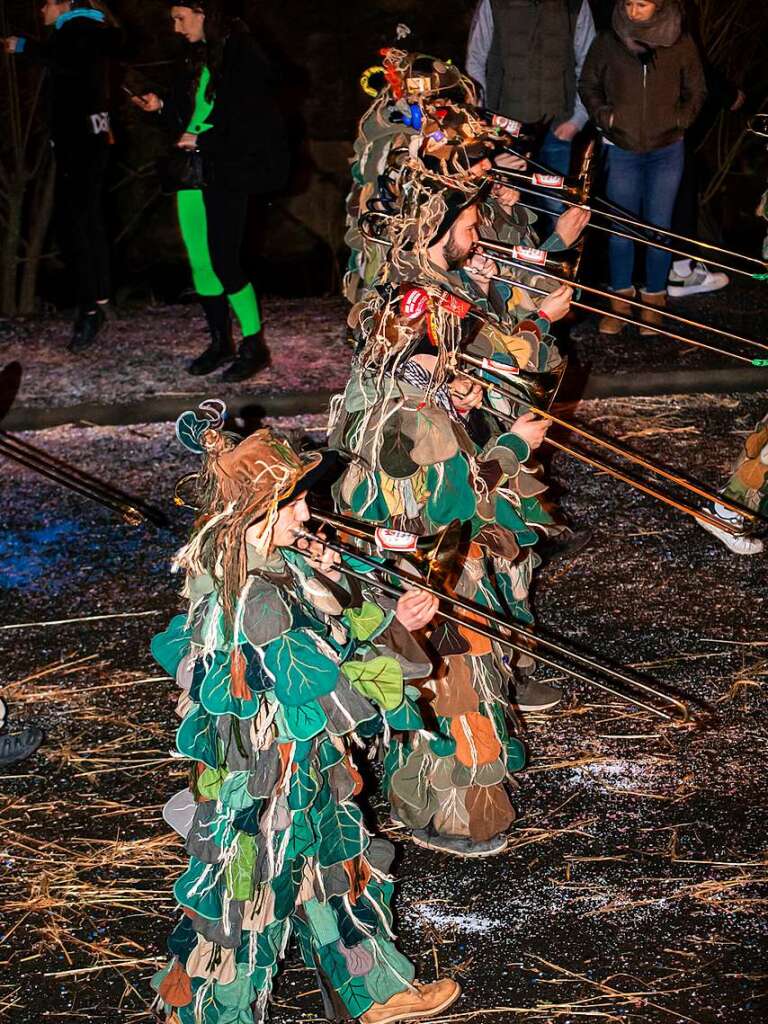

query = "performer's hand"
[
  {"left": 553, "top": 119, "right": 579, "bottom": 141},
  {"left": 491, "top": 182, "right": 522, "bottom": 212},
  {"left": 395, "top": 589, "right": 439, "bottom": 632},
  {"left": 132, "top": 92, "right": 163, "bottom": 113},
  {"left": 555, "top": 206, "right": 590, "bottom": 248},
  {"left": 3, "top": 36, "right": 20, "bottom": 53},
  {"left": 731, "top": 89, "right": 746, "bottom": 113},
  {"left": 296, "top": 534, "right": 342, "bottom": 581},
  {"left": 465, "top": 251, "right": 498, "bottom": 295},
  {"left": 538, "top": 284, "right": 572, "bottom": 323},
  {"left": 177, "top": 131, "right": 198, "bottom": 150},
  {"left": 511, "top": 411, "right": 550, "bottom": 451},
  {"left": 449, "top": 376, "right": 484, "bottom": 414},
  {"left": 494, "top": 152, "right": 527, "bottom": 172}
]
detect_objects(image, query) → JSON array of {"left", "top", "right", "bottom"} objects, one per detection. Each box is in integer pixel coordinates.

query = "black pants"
[{"left": 54, "top": 136, "right": 111, "bottom": 309}]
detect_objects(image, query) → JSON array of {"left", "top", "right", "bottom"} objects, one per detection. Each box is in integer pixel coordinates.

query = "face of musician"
[
  {"left": 441, "top": 204, "right": 481, "bottom": 270},
  {"left": 624, "top": 0, "right": 658, "bottom": 23},
  {"left": 271, "top": 495, "right": 311, "bottom": 549},
  {"left": 40, "top": 1, "right": 71, "bottom": 27},
  {"left": 170, "top": 5, "right": 206, "bottom": 43}
]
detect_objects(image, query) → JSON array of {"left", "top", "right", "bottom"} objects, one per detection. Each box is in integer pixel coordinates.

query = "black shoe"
[
  {"left": 0, "top": 725, "right": 44, "bottom": 767},
  {"left": 539, "top": 528, "right": 593, "bottom": 563},
  {"left": 68, "top": 307, "right": 106, "bottom": 353},
  {"left": 189, "top": 297, "right": 235, "bottom": 376},
  {"left": 188, "top": 340, "right": 235, "bottom": 376},
  {"left": 512, "top": 678, "right": 562, "bottom": 712},
  {"left": 221, "top": 332, "right": 271, "bottom": 383}
]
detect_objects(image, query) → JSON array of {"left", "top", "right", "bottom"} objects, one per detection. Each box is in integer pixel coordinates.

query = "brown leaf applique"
[
  {"left": 230, "top": 648, "right": 252, "bottom": 701},
  {"left": 466, "top": 783, "right": 516, "bottom": 842},
  {"left": 432, "top": 788, "right": 471, "bottom": 837},
  {"left": 343, "top": 856, "right": 372, "bottom": 904},
  {"left": 432, "top": 656, "right": 479, "bottom": 717}
]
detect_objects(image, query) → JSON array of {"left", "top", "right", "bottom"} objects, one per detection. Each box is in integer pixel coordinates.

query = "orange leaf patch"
[
  {"left": 158, "top": 960, "right": 194, "bottom": 1008},
  {"left": 450, "top": 712, "right": 502, "bottom": 768}
]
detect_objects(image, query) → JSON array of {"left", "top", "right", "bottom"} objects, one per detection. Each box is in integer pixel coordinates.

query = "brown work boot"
[
  {"left": 639, "top": 289, "right": 667, "bottom": 335},
  {"left": 598, "top": 287, "right": 635, "bottom": 335},
  {"left": 360, "top": 979, "right": 461, "bottom": 1024}
]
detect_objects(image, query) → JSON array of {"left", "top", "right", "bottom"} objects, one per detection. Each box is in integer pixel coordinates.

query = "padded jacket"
[{"left": 578, "top": 29, "right": 706, "bottom": 153}]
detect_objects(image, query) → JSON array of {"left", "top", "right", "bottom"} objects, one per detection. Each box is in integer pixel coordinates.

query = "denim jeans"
[
  {"left": 604, "top": 139, "right": 685, "bottom": 293},
  {"left": 532, "top": 129, "right": 573, "bottom": 237}
]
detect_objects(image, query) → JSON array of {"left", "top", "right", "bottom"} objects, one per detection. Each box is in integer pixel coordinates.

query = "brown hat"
[{"left": 209, "top": 428, "right": 322, "bottom": 509}]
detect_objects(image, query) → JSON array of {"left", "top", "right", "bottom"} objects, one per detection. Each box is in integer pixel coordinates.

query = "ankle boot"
[
  {"left": 69, "top": 306, "right": 106, "bottom": 353},
  {"left": 221, "top": 331, "right": 271, "bottom": 382},
  {"left": 598, "top": 287, "right": 635, "bottom": 335},
  {"left": 188, "top": 297, "right": 234, "bottom": 376},
  {"left": 639, "top": 289, "right": 667, "bottom": 336}
]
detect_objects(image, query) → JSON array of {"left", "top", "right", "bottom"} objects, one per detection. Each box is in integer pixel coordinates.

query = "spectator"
[
  {"left": 579, "top": 0, "right": 706, "bottom": 335},
  {"left": 3, "top": 1, "right": 122, "bottom": 352},
  {"left": 466, "top": 0, "right": 596, "bottom": 190},
  {"left": 667, "top": 2, "right": 745, "bottom": 298},
  {"left": 133, "top": 2, "right": 289, "bottom": 382}
]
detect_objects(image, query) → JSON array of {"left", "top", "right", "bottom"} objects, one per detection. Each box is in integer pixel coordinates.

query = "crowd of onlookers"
[{"left": 467, "top": 0, "right": 745, "bottom": 331}]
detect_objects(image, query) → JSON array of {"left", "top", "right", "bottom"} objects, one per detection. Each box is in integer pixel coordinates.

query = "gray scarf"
[{"left": 612, "top": 1, "right": 682, "bottom": 55}]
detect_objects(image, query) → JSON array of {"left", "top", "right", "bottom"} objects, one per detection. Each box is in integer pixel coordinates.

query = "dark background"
[{"left": 1, "top": 0, "right": 768, "bottom": 314}]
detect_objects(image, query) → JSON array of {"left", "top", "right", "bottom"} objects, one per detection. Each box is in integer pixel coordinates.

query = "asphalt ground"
[{"left": 1, "top": 391, "right": 766, "bottom": 1024}]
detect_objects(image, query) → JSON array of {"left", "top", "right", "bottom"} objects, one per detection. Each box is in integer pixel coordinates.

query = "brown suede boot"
[
  {"left": 598, "top": 287, "right": 635, "bottom": 335},
  {"left": 639, "top": 289, "right": 667, "bottom": 335},
  {"left": 359, "top": 979, "right": 461, "bottom": 1024}
]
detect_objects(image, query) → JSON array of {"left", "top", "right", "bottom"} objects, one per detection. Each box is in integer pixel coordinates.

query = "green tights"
[{"left": 176, "top": 189, "right": 261, "bottom": 336}]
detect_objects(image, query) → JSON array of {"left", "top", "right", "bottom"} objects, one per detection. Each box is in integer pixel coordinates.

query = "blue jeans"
[
  {"left": 604, "top": 140, "right": 685, "bottom": 293},
  {"left": 533, "top": 129, "right": 573, "bottom": 236}
]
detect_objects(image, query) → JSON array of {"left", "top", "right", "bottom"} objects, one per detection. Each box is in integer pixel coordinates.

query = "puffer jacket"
[{"left": 578, "top": 29, "right": 706, "bottom": 153}]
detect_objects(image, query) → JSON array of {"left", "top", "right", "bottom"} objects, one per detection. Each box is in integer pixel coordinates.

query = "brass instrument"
[
  {"left": 474, "top": 238, "right": 768, "bottom": 361},
  {"left": 0, "top": 363, "right": 167, "bottom": 527},
  {"left": 300, "top": 506, "right": 691, "bottom": 724},
  {"left": 457, "top": 352, "right": 760, "bottom": 536},
  {"left": 489, "top": 165, "right": 768, "bottom": 277}
]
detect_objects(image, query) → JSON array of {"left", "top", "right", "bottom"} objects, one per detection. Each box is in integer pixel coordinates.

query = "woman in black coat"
[{"left": 134, "top": 2, "right": 290, "bottom": 381}]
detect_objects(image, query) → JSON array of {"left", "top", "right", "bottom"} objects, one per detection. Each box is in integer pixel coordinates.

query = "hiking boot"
[
  {"left": 68, "top": 306, "right": 106, "bottom": 353},
  {"left": 598, "top": 287, "right": 635, "bottom": 335},
  {"left": 639, "top": 289, "right": 667, "bottom": 336},
  {"left": 699, "top": 504, "right": 764, "bottom": 556},
  {"left": 360, "top": 979, "right": 461, "bottom": 1024},
  {"left": 668, "top": 260, "right": 729, "bottom": 297},
  {"left": 0, "top": 725, "right": 44, "bottom": 767},
  {"left": 221, "top": 332, "right": 271, "bottom": 382},
  {"left": 411, "top": 825, "right": 509, "bottom": 859},
  {"left": 188, "top": 297, "right": 234, "bottom": 375},
  {"left": 513, "top": 678, "right": 562, "bottom": 712}
]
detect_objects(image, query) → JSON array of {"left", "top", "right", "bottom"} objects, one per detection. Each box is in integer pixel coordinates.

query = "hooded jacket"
[{"left": 578, "top": 8, "right": 706, "bottom": 153}]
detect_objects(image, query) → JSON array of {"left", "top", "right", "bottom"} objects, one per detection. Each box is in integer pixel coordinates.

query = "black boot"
[
  {"left": 188, "top": 296, "right": 234, "bottom": 376},
  {"left": 68, "top": 306, "right": 106, "bottom": 353},
  {"left": 221, "top": 331, "right": 271, "bottom": 382}
]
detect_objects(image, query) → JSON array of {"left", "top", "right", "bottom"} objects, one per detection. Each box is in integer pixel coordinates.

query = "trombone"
[
  {"left": 299, "top": 506, "right": 691, "bottom": 724},
  {"left": 456, "top": 352, "right": 759, "bottom": 536},
  {"left": 0, "top": 362, "right": 165, "bottom": 526},
  {"left": 474, "top": 238, "right": 768, "bottom": 361},
  {"left": 489, "top": 163, "right": 768, "bottom": 278}
]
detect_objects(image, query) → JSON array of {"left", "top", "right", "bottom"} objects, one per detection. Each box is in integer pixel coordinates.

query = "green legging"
[{"left": 176, "top": 188, "right": 262, "bottom": 336}]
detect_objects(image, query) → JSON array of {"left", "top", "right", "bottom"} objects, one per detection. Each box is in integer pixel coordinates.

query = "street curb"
[{"left": 3, "top": 369, "right": 767, "bottom": 432}]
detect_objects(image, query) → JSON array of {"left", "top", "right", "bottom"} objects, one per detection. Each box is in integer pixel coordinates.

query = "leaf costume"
[
  {"left": 152, "top": 417, "right": 434, "bottom": 1023},
  {"left": 329, "top": 274, "right": 555, "bottom": 844},
  {"left": 722, "top": 411, "right": 768, "bottom": 517}
]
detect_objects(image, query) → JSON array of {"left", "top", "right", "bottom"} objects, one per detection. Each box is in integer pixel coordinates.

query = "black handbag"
[{"left": 156, "top": 147, "right": 206, "bottom": 194}]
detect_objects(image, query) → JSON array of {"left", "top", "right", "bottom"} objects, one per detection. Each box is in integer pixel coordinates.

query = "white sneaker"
[
  {"left": 699, "top": 503, "right": 764, "bottom": 555},
  {"left": 668, "top": 260, "right": 729, "bottom": 297}
]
